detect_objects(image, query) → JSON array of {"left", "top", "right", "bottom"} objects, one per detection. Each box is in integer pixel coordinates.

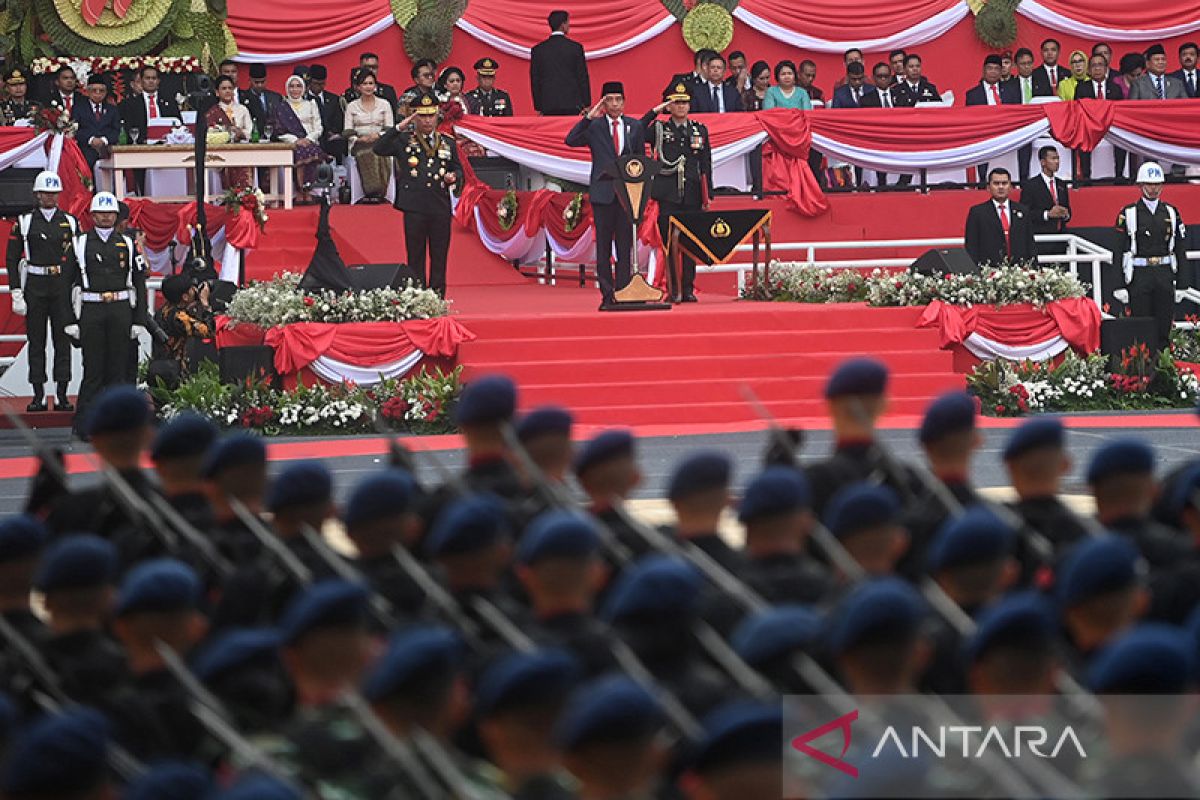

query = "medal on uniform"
[{"left": 408, "top": 156, "right": 419, "bottom": 167}]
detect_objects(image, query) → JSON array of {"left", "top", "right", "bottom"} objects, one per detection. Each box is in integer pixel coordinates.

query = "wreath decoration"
[
  {"left": 403, "top": 0, "right": 467, "bottom": 63},
  {"left": 973, "top": 0, "right": 1020, "bottom": 49},
  {"left": 681, "top": 3, "right": 734, "bottom": 54},
  {"left": 35, "top": 0, "right": 186, "bottom": 56}
]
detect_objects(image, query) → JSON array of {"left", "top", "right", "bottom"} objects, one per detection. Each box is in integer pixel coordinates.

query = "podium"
[
  {"left": 667, "top": 209, "right": 773, "bottom": 300},
  {"left": 602, "top": 154, "right": 669, "bottom": 311}
]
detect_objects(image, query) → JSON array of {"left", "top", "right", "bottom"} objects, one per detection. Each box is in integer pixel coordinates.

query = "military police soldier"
[
  {"left": 642, "top": 81, "right": 712, "bottom": 302},
  {"left": 465, "top": 58, "right": 514, "bottom": 117},
  {"left": 5, "top": 170, "right": 78, "bottom": 411},
  {"left": 0, "top": 67, "right": 38, "bottom": 126},
  {"left": 1112, "top": 161, "right": 1190, "bottom": 348},
  {"left": 374, "top": 92, "right": 463, "bottom": 297}
]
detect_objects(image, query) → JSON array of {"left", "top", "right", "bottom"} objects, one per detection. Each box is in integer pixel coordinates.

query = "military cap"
[
  {"left": 1086, "top": 439, "right": 1155, "bottom": 484},
  {"left": 33, "top": 534, "right": 117, "bottom": 592},
  {"left": 1145, "top": 43, "right": 1166, "bottom": 58},
  {"left": 984, "top": 54, "right": 1004, "bottom": 67},
  {"left": 689, "top": 701, "right": 782, "bottom": 774},
  {"left": 965, "top": 591, "right": 1056, "bottom": 663},
  {"left": 217, "top": 774, "right": 303, "bottom": 800},
  {"left": 86, "top": 73, "right": 108, "bottom": 87},
  {"left": 344, "top": 469, "right": 415, "bottom": 527},
  {"left": 516, "top": 509, "right": 600, "bottom": 565},
  {"left": 1056, "top": 535, "right": 1142, "bottom": 607},
  {"left": 292, "top": 65, "right": 309, "bottom": 78},
  {"left": 201, "top": 433, "right": 267, "bottom": 479},
  {"left": 474, "top": 57, "right": 499, "bottom": 75},
  {"left": 279, "top": 579, "right": 370, "bottom": 644},
  {"left": 573, "top": 429, "right": 635, "bottom": 476},
  {"left": 1164, "top": 463, "right": 1200, "bottom": 523},
  {"left": 601, "top": 81, "right": 625, "bottom": 97},
  {"left": 516, "top": 405, "right": 573, "bottom": 441},
  {"left": 124, "top": 761, "right": 213, "bottom": 800},
  {"left": 192, "top": 628, "right": 282, "bottom": 682},
  {"left": 554, "top": 674, "right": 664, "bottom": 750},
  {"left": 824, "top": 483, "right": 900, "bottom": 539},
  {"left": 475, "top": 648, "right": 581, "bottom": 718},
  {"left": 1088, "top": 624, "right": 1194, "bottom": 693},
  {"left": 425, "top": 494, "right": 510, "bottom": 556},
  {"left": 732, "top": 604, "right": 822, "bottom": 667},
  {"left": 827, "top": 577, "right": 926, "bottom": 654},
  {"left": 160, "top": 273, "right": 192, "bottom": 305},
  {"left": 454, "top": 374, "right": 516, "bottom": 425},
  {"left": 413, "top": 91, "right": 441, "bottom": 116},
  {"left": 668, "top": 451, "right": 731, "bottom": 501},
  {"left": 926, "top": 506, "right": 1014, "bottom": 572},
  {"left": 824, "top": 357, "right": 889, "bottom": 398},
  {"left": 248, "top": 63, "right": 268, "bottom": 79},
  {"left": 602, "top": 554, "right": 702, "bottom": 621},
  {"left": 665, "top": 81, "right": 693, "bottom": 102},
  {"left": 308, "top": 64, "right": 328, "bottom": 81},
  {"left": 4, "top": 67, "right": 26, "bottom": 86},
  {"left": 362, "top": 625, "right": 463, "bottom": 701},
  {"left": 85, "top": 385, "right": 151, "bottom": 437},
  {"left": 0, "top": 514, "right": 46, "bottom": 563},
  {"left": 0, "top": 708, "right": 110, "bottom": 795},
  {"left": 1002, "top": 416, "right": 1064, "bottom": 460},
  {"left": 267, "top": 460, "right": 333, "bottom": 512},
  {"left": 151, "top": 411, "right": 218, "bottom": 461},
  {"left": 737, "top": 466, "right": 811, "bottom": 523},
  {"left": 919, "top": 391, "right": 977, "bottom": 444},
  {"left": 116, "top": 558, "right": 201, "bottom": 617}
]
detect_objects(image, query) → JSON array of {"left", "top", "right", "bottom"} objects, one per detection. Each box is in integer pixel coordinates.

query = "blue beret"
[
  {"left": 1002, "top": 417, "right": 1065, "bottom": 460},
  {"left": 824, "top": 483, "right": 900, "bottom": 539},
  {"left": 603, "top": 554, "right": 703, "bottom": 621},
  {"left": 1086, "top": 439, "right": 1155, "bottom": 484},
  {"left": 573, "top": 429, "right": 635, "bottom": 476},
  {"left": 362, "top": 626, "right": 463, "bottom": 701},
  {"left": 965, "top": 591, "right": 1056, "bottom": 663},
  {"left": 926, "top": 506, "right": 1014, "bottom": 573},
  {"left": 1056, "top": 536, "right": 1142, "bottom": 606},
  {"left": 738, "top": 466, "right": 811, "bottom": 523},
  {"left": 124, "top": 761, "right": 213, "bottom": 800},
  {"left": 1088, "top": 624, "right": 1195, "bottom": 693},
  {"left": 517, "top": 405, "right": 573, "bottom": 441},
  {"left": 475, "top": 648, "right": 581, "bottom": 718},
  {"left": 267, "top": 460, "right": 333, "bottom": 512},
  {"left": 344, "top": 470, "right": 415, "bottom": 527},
  {"left": 85, "top": 385, "right": 151, "bottom": 437},
  {"left": 668, "top": 451, "right": 732, "bottom": 501},
  {"left": 202, "top": 433, "right": 267, "bottom": 479},
  {"left": 426, "top": 494, "right": 510, "bottom": 557},
  {"left": 827, "top": 577, "right": 925, "bottom": 654},
  {"left": 825, "top": 357, "right": 889, "bottom": 399},
  {"left": 516, "top": 510, "right": 600, "bottom": 565},
  {"left": 0, "top": 514, "right": 46, "bottom": 563},
  {"left": 33, "top": 534, "right": 117, "bottom": 592},
  {"left": 454, "top": 374, "right": 517, "bottom": 426},
  {"left": 192, "top": 628, "right": 282, "bottom": 682},
  {"left": 554, "top": 674, "right": 665, "bottom": 750},
  {"left": 116, "top": 558, "right": 201, "bottom": 617},
  {"left": 151, "top": 412, "right": 219, "bottom": 461},
  {"left": 1164, "top": 463, "right": 1200, "bottom": 525},
  {"left": 919, "top": 391, "right": 977, "bottom": 444},
  {"left": 732, "top": 605, "right": 822, "bottom": 667},
  {"left": 1, "top": 708, "right": 110, "bottom": 795},
  {"left": 280, "top": 580, "right": 370, "bottom": 644},
  {"left": 216, "top": 774, "right": 303, "bottom": 800},
  {"left": 690, "top": 701, "right": 782, "bottom": 774}
]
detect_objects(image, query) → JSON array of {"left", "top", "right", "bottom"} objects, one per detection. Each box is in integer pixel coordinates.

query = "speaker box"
[
  {"left": 219, "top": 345, "right": 278, "bottom": 387},
  {"left": 910, "top": 247, "right": 979, "bottom": 276},
  {"left": 1100, "top": 317, "right": 1159, "bottom": 371},
  {"left": 346, "top": 263, "right": 424, "bottom": 291},
  {"left": 468, "top": 156, "right": 520, "bottom": 190},
  {"left": 0, "top": 168, "right": 39, "bottom": 216}
]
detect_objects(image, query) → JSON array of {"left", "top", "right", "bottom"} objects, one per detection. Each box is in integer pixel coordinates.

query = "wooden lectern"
[{"left": 603, "top": 154, "right": 670, "bottom": 311}]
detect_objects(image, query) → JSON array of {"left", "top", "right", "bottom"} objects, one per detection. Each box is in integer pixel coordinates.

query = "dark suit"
[
  {"left": 118, "top": 92, "right": 182, "bottom": 143},
  {"left": 860, "top": 87, "right": 902, "bottom": 185},
  {"left": 565, "top": 114, "right": 647, "bottom": 304},
  {"left": 46, "top": 91, "right": 85, "bottom": 115},
  {"left": 964, "top": 199, "right": 1037, "bottom": 267},
  {"left": 72, "top": 100, "right": 120, "bottom": 169},
  {"left": 690, "top": 81, "right": 743, "bottom": 113},
  {"left": 530, "top": 33, "right": 590, "bottom": 116},
  {"left": 244, "top": 88, "right": 283, "bottom": 137},
  {"left": 1072, "top": 79, "right": 1127, "bottom": 180},
  {"left": 306, "top": 90, "right": 346, "bottom": 161},
  {"left": 1019, "top": 172, "right": 1071, "bottom": 256},
  {"left": 830, "top": 83, "right": 876, "bottom": 108},
  {"left": 1031, "top": 64, "right": 1070, "bottom": 97},
  {"left": 965, "top": 81, "right": 1021, "bottom": 183},
  {"left": 1170, "top": 68, "right": 1199, "bottom": 98},
  {"left": 894, "top": 78, "right": 940, "bottom": 105}
]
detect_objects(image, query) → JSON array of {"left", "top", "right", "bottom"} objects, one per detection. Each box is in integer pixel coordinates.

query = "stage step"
[{"left": 560, "top": 396, "right": 944, "bottom": 426}]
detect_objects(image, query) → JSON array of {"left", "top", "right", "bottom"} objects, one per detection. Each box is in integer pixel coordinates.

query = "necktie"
[
  {"left": 852, "top": 87, "right": 860, "bottom": 104},
  {"left": 611, "top": 118, "right": 620, "bottom": 157},
  {"left": 64, "top": 95, "right": 72, "bottom": 113},
  {"left": 1098, "top": 82, "right": 1105, "bottom": 100},
  {"left": 261, "top": 93, "right": 268, "bottom": 114},
  {"left": 94, "top": 104, "right": 101, "bottom": 117},
  {"left": 1156, "top": 76, "right": 1164, "bottom": 99},
  {"left": 1188, "top": 72, "right": 1196, "bottom": 96},
  {"left": 1049, "top": 177, "right": 1058, "bottom": 203},
  {"left": 1049, "top": 67, "right": 1057, "bottom": 90},
  {"left": 148, "top": 94, "right": 157, "bottom": 118},
  {"left": 882, "top": 91, "right": 891, "bottom": 108},
  {"left": 990, "top": 84, "right": 1000, "bottom": 104},
  {"left": 999, "top": 204, "right": 1011, "bottom": 253},
  {"left": 1023, "top": 77, "right": 1032, "bottom": 102},
  {"left": 711, "top": 85, "right": 719, "bottom": 111}
]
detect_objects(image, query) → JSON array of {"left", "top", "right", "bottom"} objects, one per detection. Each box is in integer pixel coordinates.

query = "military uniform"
[
  {"left": 465, "top": 58, "right": 514, "bottom": 117},
  {"left": 373, "top": 93, "right": 463, "bottom": 297},
  {"left": 0, "top": 67, "right": 38, "bottom": 126}
]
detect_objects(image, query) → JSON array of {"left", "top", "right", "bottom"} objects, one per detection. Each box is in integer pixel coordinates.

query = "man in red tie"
[
  {"left": 966, "top": 55, "right": 1020, "bottom": 186},
  {"left": 119, "top": 66, "right": 182, "bottom": 194},
  {"left": 47, "top": 66, "right": 83, "bottom": 115},
  {"left": 1019, "top": 146, "right": 1072, "bottom": 257},
  {"left": 965, "top": 168, "right": 1037, "bottom": 267}
]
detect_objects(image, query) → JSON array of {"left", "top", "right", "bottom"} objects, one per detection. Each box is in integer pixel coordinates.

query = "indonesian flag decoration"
[{"left": 82, "top": 0, "right": 135, "bottom": 25}]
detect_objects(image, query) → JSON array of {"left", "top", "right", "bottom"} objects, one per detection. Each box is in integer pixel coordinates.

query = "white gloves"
[
  {"left": 130, "top": 324, "right": 148, "bottom": 341},
  {"left": 71, "top": 286, "right": 81, "bottom": 319},
  {"left": 10, "top": 289, "right": 25, "bottom": 316},
  {"left": 64, "top": 324, "right": 79, "bottom": 339},
  {"left": 1113, "top": 289, "right": 1130, "bottom": 304}
]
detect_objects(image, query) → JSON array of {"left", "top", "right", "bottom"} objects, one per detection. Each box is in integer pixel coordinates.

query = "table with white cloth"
[{"left": 95, "top": 143, "right": 296, "bottom": 208}]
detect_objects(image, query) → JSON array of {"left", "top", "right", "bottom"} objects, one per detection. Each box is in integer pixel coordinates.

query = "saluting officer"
[
  {"left": 1112, "top": 161, "right": 1190, "bottom": 348},
  {"left": 464, "top": 57, "right": 514, "bottom": 117},
  {"left": 374, "top": 91, "right": 463, "bottom": 297},
  {"left": 5, "top": 170, "right": 78, "bottom": 412},
  {"left": 0, "top": 67, "right": 39, "bottom": 126},
  {"left": 67, "top": 192, "right": 147, "bottom": 434},
  {"left": 641, "top": 81, "right": 712, "bottom": 302}
]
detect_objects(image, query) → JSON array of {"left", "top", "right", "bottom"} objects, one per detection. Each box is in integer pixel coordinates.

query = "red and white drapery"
[{"left": 918, "top": 298, "right": 1102, "bottom": 362}]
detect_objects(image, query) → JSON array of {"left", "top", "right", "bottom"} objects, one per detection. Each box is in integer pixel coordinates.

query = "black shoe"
[
  {"left": 26, "top": 398, "right": 46, "bottom": 412},
  {"left": 56, "top": 396, "right": 74, "bottom": 412},
  {"left": 682, "top": 293, "right": 698, "bottom": 303}
]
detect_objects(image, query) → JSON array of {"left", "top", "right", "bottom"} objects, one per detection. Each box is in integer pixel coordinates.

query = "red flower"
[
  {"left": 994, "top": 404, "right": 1006, "bottom": 414},
  {"left": 381, "top": 396, "right": 408, "bottom": 421},
  {"left": 303, "top": 296, "right": 315, "bottom": 306}
]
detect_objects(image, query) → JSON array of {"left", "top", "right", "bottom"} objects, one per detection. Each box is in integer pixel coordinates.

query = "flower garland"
[
  {"left": 221, "top": 186, "right": 269, "bottom": 232},
  {"left": 563, "top": 192, "right": 584, "bottom": 234},
  {"left": 35, "top": 105, "right": 78, "bottom": 136},
  {"left": 497, "top": 189, "right": 518, "bottom": 232},
  {"left": 29, "top": 55, "right": 202, "bottom": 76},
  {"left": 225, "top": 272, "right": 449, "bottom": 328}
]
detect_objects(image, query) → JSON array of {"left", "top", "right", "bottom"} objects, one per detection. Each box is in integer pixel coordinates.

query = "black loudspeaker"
[
  {"left": 1100, "top": 317, "right": 1159, "bottom": 371},
  {"left": 219, "top": 345, "right": 278, "bottom": 387},
  {"left": 468, "top": 156, "right": 520, "bottom": 190},
  {"left": 0, "top": 168, "right": 39, "bottom": 216},
  {"left": 346, "top": 263, "right": 424, "bottom": 291},
  {"left": 910, "top": 247, "right": 980, "bottom": 276}
]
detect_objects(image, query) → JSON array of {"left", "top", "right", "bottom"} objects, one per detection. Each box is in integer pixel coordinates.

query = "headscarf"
[
  {"left": 285, "top": 75, "right": 307, "bottom": 108},
  {"left": 1068, "top": 50, "right": 1088, "bottom": 78}
]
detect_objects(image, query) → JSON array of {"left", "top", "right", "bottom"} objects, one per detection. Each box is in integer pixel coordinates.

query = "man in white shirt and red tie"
[
  {"left": 964, "top": 168, "right": 1037, "bottom": 267},
  {"left": 1073, "top": 55, "right": 1126, "bottom": 182},
  {"left": 46, "top": 66, "right": 84, "bottom": 115},
  {"left": 1019, "top": 146, "right": 1072, "bottom": 256},
  {"left": 119, "top": 66, "right": 182, "bottom": 195},
  {"left": 966, "top": 55, "right": 1020, "bottom": 187},
  {"left": 1031, "top": 38, "right": 1070, "bottom": 97}
]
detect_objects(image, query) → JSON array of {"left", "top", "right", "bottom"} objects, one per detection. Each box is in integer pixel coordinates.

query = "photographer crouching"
[{"left": 151, "top": 273, "right": 216, "bottom": 386}]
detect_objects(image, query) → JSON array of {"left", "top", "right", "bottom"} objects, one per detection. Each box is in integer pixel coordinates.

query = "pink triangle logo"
[{"left": 791, "top": 709, "right": 859, "bottom": 778}]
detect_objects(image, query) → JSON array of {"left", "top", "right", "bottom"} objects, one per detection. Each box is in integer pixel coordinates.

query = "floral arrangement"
[
  {"left": 497, "top": 189, "right": 518, "bottom": 232},
  {"left": 967, "top": 349, "right": 1200, "bottom": 416},
  {"left": 1169, "top": 317, "right": 1200, "bottom": 364},
  {"left": 29, "top": 56, "right": 202, "bottom": 77},
  {"left": 206, "top": 129, "right": 232, "bottom": 145},
  {"left": 151, "top": 361, "right": 461, "bottom": 435},
  {"left": 34, "top": 105, "right": 78, "bottom": 136},
  {"left": 563, "top": 192, "right": 585, "bottom": 234},
  {"left": 224, "top": 272, "right": 449, "bottom": 328},
  {"left": 221, "top": 185, "right": 269, "bottom": 231}
]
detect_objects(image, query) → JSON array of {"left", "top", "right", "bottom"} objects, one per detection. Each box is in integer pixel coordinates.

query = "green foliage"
[
  {"left": 975, "top": 1, "right": 1018, "bottom": 49},
  {"left": 404, "top": 6, "right": 454, "bottom": 64},
  {"left": 33, "top": 0, "right": 186, "bottom": 57},
  {"left": 391, "top": 0, "right": 419, "bottom": 29}
]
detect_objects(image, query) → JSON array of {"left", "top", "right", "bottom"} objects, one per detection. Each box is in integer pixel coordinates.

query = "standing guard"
[{"left": 464, "top": 58, "right": 514, "bottom": 117}]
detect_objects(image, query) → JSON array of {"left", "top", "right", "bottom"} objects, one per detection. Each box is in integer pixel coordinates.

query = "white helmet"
[
  {"left": 90, "top": 192, "right": 119, "bottom": 213},
  {"left": 32, "top": 171, "right": 62, "bottom": 193},
  {"left": 1136, "top": 162, "right": 1165, "bottom": 184}
]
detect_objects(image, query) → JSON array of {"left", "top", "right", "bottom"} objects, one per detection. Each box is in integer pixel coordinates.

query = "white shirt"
[
  {"left": 1044, "top": 65, "right": 1058, "bottom": 86},
  {"left": 1182, "top": 69, "right": 1197, "bottom": 88},
  {"left": 144, "top": 92, "right": 160, "bottom": 118},
  {"left": 706, "top": 82, "right": 725, "bottom": 112},
  {"left": 39, "top": 208, "right": 56, "bottom": 222},
  {"left": 878, "top": 87, "right": 894, "bottom": 107},
  {"left": 1042, "top": 173, "right": 1062, "bottom": 220},
  {"left": 606, "top": 114, "right": 624, "bottom": 154},
  {"left": 95, "top": 227, "right": 113, "bottom": 242},
  {"left": 981, "top": 80, "right": 1002, "bottom": 105},
  {"left": 1142, "top": 198, "right": 1160, "bottom": 214}
]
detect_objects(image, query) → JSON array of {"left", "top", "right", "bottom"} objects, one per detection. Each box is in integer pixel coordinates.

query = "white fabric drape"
[
  {"left": 964, "top": 331, "right": 1068, "bottom": 362},
  {"left": 1104, "top": 127, "right": 1200, "bottom": 166},
  {"left": 732, "top": 3, "right": 968, "bottom": 53},
  {"left": 473, "top": 207, "right": 548, "bottom": 262},
  {"left": 234, "top": 14, "right": 394, "bottom": 63},
  {"left": 2, "top": 132, "right": 50, "bottom": 172},
  {"left": 455, "top": 15, "right": 676, "bottom": 59},
  {"left": 309, "top": 349, "right": 424, "bottom": 385},
  {"left": 811, "top": 117, "right": 1051, "bottom": 172},
  {"left": 1017, "top": 0, "right": 1200, "bottom": 41}
]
